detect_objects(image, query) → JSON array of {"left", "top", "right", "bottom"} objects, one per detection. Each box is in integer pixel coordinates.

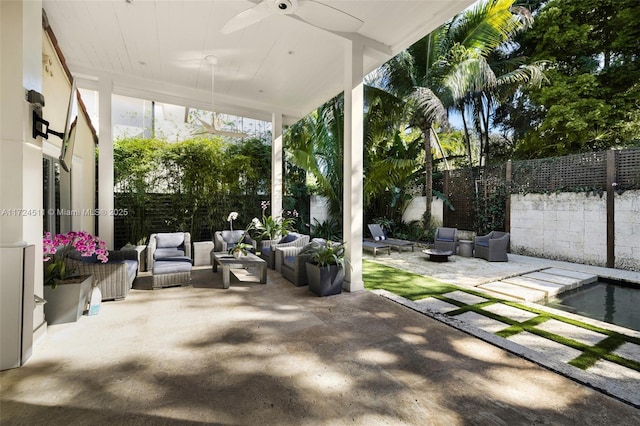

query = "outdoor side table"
[
  {"left": 193, "top": 241, "right": 214, "bottom": 266},
  {"left": 458, "top": 240, "right": 473, "bottom": 257}
]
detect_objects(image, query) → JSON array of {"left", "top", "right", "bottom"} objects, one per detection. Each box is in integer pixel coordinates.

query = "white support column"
[
  {"left": 98, "top": 78, "right": 114, "bottom": 249},
  {"left": 0, "top": 0, "right": 44, "bottom": 355},
  {"left": 343, "top": 41, "right": 364, "bottom": 292},
  {"left": 271, "top": 112, "right": 283, "bottom": 217}
]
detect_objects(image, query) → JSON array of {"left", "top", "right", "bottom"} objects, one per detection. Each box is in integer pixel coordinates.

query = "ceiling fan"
[
  {"left": 220, "top": 0, "right": 364, "bottom": 35},
  {"left": 195, "top": 56, "right": 248, "bottom": 138}
]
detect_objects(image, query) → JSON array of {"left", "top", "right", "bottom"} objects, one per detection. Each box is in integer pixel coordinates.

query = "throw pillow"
[{"left": 280, "top": 233, "right": 298, "bottom": 244}]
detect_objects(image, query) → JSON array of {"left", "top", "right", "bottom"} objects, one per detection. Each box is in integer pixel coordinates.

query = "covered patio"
[
  {"left": 2, "top": 266, "right": 638, "bottom": 424},
  {"left": 37, "top": 0, "right": 480, "bottom": 292},
  {"left": 4, "top": 2, "right": 639, "bottom": 422}
]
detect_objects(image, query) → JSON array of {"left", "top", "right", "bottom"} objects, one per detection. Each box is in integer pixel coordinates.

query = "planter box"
[
  {"left": 306, "top": 263, "right": 344, "bottom": 297},
  {"left": 44, "top": 275, "right": 92, "bottom": 325}
]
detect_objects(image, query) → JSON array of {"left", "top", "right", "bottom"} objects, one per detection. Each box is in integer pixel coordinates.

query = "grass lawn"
[{"left": 362, "top": 260, "right": 640, "bottom": 372}]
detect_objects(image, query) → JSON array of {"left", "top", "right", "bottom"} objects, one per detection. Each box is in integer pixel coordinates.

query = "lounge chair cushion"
[
  {"left": 221, "top": 230, "right": 244, "bottom": 244},
  {"left": 155, "top": 233, "right": 185, "bottom": 248},
  {"left": 152, "top": 259, "right": 192, "bottom": 275},
  {"left": 154, "top": 248, "right": 185, "bottom": 259},
  {"left": 108, "top": 259, "right": 139, "bottom": 282}
]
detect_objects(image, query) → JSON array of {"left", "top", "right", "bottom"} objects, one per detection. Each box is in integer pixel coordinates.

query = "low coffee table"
[
  {"left": 212, "top": 252, "right": 267, "bottom": 289},
  {"left": 422, "top": 249, "right": 454, "bottom": 262}
]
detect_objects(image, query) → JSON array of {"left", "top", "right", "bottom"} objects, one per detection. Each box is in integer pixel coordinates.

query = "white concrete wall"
[
  {"left": 615, "top": 191, "right": 640, "bottom": 271},
  {"left": 403, "top": 196, "right": 443, "bottom": 226},
  {"left": 310, "top": 195, "right": 330, "bottom": 227},
  {"left": 510, "top": 191, "right": 640, "bottom": 271}
]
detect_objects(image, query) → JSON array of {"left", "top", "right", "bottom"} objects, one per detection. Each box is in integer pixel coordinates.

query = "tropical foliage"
[
  {"left": 114, "top": 136, "right": 272, "bottom": 245},
  {"left": 287, "top": 0, "right": 546, "bottom": 234},
  {"left": 495, "top": 0, "right": 640, "bottom": 157},
  {"left": 113, "top": 0, "right": 639, "bottom": 241}
]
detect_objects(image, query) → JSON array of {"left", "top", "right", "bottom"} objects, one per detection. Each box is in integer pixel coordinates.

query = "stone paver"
[
  {"left": 507, "top": 331, "right": 582, "bottom": 363},
  {"left": 455, "top": 311, "right": 510, "bottom": 333},
  {"left": 613, "top": 342, "right": 640, "bottom": 363},
  {"left": 441, "top": 290, "right": 488, "bottom": 305},
  {"left": 414, "top": 297, "right": 459, "bottom": 314},
  {"left": 588, "top": 360, "right": 640, "bottom": 406},
  {"left": 481, "top": 303, "right": 539, "bottom": 323},
  {"left": 501, "top": 275, "right": 566, "bottom": 297},
  {"left": 525, "top": 271, "right": 586, "bottom": 289},
  {"left": 544, "top": 268, "right": 598, "bottom": 284},
  {"left": 477, "top": 280, "right": 547, "bottom": 302},
  {"left": 535, "top": 319, "right": 609, "bottom": 346}
]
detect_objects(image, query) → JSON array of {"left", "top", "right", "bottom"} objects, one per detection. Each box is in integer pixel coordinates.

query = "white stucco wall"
[
  {"left": 310, "top": 195, "right": 330, "bottom": 227},
  {"left": 402, "top": 196, "right": 443, "bottom": 227},
  {"left": 615, "top": 191, "right": 640, "bottom": 271},
  {"left": 510, "top": 191, "right": 640, "bottom": 270}
]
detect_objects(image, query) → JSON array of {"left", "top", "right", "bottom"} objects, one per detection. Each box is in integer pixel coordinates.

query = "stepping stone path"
[
  {"left": 423, "top": 290, "right": 638, "bottom": 406},
  {"left": 476, "top": 267, "right": 598, "bottom": 302}
]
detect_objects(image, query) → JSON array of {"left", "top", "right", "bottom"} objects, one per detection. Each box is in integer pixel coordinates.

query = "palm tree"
[
  {"left": 444, "top": 0, "right": 546, "bottom": 167},
  {"left": 380, "top": 0, "right": 546, "bottom": 218},
  {"left": 285, "top": 86, "right": 412, "bottom": 224}
]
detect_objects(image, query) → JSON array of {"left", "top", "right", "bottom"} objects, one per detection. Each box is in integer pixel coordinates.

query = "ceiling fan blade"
[
  {"left": 196, "top": 118, "right": 248, "bottom": 138},
  {"left": 221, "top": 1, "right": 272, "bottom": 35},
  {"left": 296, "top": 0, "right": 363, "bottom": 32}
]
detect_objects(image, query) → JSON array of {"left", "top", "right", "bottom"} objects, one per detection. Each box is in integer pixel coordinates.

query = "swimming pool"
[{"left": 543, "top": 280, "right": 640, "bottom": 332}]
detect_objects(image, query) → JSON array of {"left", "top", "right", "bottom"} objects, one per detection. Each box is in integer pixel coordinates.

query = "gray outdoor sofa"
[{"left": 65, "top": 249, "right": 139, "bottom": 301}]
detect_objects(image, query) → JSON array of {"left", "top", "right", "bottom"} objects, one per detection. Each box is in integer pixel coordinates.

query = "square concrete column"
[
  {"left": 271, "top": 112, "right": 283, "bottom": 216},
  {"left": 342, "top": 41, "right": 364, "bottom": 292},
  {"left": 98, "top": 77, "right": 114, "bottom": 249}
]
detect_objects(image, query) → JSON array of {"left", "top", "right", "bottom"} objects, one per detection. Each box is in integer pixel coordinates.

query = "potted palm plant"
[{"left": 302, "top": 240, "right": 348, "bottom": 297}]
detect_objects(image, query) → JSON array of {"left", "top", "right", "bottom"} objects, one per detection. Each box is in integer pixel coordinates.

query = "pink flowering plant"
[{"left": 43, "top": 231, "right": 109, "bottom": 287}]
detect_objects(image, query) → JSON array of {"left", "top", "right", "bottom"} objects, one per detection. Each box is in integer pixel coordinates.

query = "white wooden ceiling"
[{"left": 43, "top": 0, "right": 475, "bottom": 124}]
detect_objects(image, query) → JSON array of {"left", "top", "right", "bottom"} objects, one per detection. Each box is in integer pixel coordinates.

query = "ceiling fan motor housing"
[{"left": 270, "top": 0, "right": 297, "bottom": 14}]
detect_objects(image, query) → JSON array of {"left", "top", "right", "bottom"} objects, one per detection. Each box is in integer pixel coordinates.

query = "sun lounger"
[
  {"left": 367, "top": 224, "right": 415, "bottom": 252},
  {"left": 362, "top": 240, "right": 391, "bottom": 257}
]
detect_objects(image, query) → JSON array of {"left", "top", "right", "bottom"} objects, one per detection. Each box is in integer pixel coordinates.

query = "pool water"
[{"left": 544, "top": 281, "right": 640, "bottom": 332}]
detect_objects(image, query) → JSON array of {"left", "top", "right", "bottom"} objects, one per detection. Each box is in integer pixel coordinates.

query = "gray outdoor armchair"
[
  {"left": 214, "top": 230, "right": 257, "bottom": 252},
  {"left": 434, "top": 227, "right": 457, "bottom": 253},
  {"left": 147, "top": 232, "right": 192, "bottom": 289},
  {"left": 275, "top": 245, "right": 311, "bottom": 286},
  {"left": 473, "top": 231, "right": 510, "bottom": 262},
  {"left": 260, "top": 232, "right": 310, "bottom": 270}
]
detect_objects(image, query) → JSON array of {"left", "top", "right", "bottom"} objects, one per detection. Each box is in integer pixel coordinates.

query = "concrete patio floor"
[{"left": 1, "top": 260, "right": 640, "bottom": 425}]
